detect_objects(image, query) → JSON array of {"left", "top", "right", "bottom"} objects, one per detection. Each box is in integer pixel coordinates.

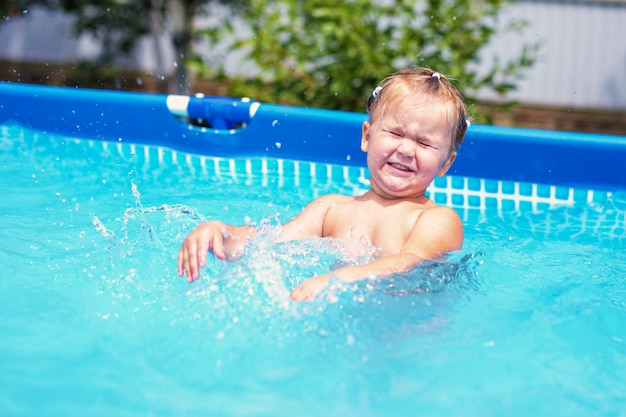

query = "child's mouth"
[{"left": 388, "top": 162, "right": 413, "bottom": 173}]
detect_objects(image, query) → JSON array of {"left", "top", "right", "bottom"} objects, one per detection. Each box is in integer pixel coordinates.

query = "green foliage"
[{"left": 198, "top": 0, "right": 539, "bottom": 114}]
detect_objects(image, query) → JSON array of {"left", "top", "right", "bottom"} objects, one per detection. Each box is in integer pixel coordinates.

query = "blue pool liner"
[{"left": 1, "top": 82, "right": 625, "bottom": 191}]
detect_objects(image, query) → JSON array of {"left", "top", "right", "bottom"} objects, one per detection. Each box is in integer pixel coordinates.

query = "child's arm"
[
  {"left": 277, "top": 194, "right": 349, "bottom": 242},
  {"left": 290, "top": 206, "right": 463, "bottom": 301},
  {"left": 177, "top": 194, "right": 344, "bottom": 282},
  {"left": 177, "top": 220, "right": 255, "bottom": 281}
]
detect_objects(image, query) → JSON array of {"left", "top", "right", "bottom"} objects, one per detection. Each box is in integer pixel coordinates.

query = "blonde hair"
[{"left": 366, "top": 68, "right": 469, "bottom": 151}]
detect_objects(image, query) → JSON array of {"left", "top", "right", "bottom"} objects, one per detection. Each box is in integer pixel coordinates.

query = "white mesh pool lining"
[
  {"left": 95, "top": 141, "right": 609, "bottom": 214},
  {"left": 428, "top": 176, "right": 603, "bottom": 212}
]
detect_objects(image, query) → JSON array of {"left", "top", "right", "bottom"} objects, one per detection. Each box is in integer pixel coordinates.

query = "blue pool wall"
[{"left": 1, "top": 82, "right": 625, "bottom": 191}]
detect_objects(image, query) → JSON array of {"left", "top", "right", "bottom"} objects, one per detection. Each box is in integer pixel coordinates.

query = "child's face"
[{"left": 361, "top": 99, "right": 456, "bottom": 200}]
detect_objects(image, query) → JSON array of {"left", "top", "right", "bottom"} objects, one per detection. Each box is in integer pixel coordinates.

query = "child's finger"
[
  {"left": 211, "top": 233, "right": 226, "bottom": 260},
  {"left": 290, "top": 285, "right": 310, "bottom": 302},
  {"left": 196, "top": 238, "right": 208, "bottom": 269},
  {"left": 186, "top": 240, "right": 201, "bottom": 281},
  {"left": 179, "top": 247, "right": 195, "bottom": 281}
]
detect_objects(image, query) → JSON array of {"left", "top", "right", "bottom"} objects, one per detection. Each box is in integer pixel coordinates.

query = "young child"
[{"left": 177, "top": 68, "right": 470, "bottom": 301}]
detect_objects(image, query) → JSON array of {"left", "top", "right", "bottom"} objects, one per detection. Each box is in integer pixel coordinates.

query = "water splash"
[
  {"left": 92, "top": 181, "right": 205, "bottom": 259},
  {"left": 382, "top": 251, "right": 484, "bottom": 296},
  {"left": 92, "top": 182, "right": 484, "bottom": 314}
]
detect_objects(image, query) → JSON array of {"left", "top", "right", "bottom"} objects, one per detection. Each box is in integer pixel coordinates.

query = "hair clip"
[
  {"left": 431, "top": 72, "right": 441, "bottom": 80},
  {"left": 372, "top": 86, "right": 383, "bottom": 99}
]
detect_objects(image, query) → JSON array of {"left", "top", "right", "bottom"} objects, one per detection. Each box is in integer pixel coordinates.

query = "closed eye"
[
  {"left": 384, "top": 129, "right": 402, "bottom": 137},
  {"left": 417, "top": 140, "right": 436, "bottom": 149}
]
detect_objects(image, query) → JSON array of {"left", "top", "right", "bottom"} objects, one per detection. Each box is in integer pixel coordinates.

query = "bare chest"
[{"left": 322, "top": 200, "right": 420, "bottom": 255}]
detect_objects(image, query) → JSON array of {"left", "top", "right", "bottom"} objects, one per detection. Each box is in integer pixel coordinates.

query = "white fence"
[{"left": 480, "top": 0, "right": 626, "bottom": 110}]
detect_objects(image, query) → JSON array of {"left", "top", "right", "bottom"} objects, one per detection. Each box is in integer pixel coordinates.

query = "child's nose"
[{"left": 396, "top": 138, "right": 414, "bottom": 157}]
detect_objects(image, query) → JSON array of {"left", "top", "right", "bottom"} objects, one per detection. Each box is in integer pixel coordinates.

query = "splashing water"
[{"left": 91, "top": 181, "right": 483, "bottom": 313}]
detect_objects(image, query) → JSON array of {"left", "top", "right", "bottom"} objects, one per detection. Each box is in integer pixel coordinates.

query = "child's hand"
[
  {"left": 177, "top": 221, "right": 227, "bottom": 282},
  {"left": 290, "top": 275, "right": 331, "bottom": 302}
]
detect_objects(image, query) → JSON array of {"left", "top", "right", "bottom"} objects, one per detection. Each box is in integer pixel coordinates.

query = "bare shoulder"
[
  {"left": 419, "top": 204, "right": 462, "bottom": 224},
  {"left": 279, "top": 193, "right": 353, "bottom": 241},
  {"left": 301, "top": 193, "right": 354, "bottom": 212},
  {"left": 406, "top": 204, "right": 464, "bottom": 255},
  {"left": 313, "top": 193, "right": 354, "bottom": 204}
]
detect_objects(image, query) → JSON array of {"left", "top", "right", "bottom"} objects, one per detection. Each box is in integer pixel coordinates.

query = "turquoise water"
[{"left": 1, "top": 124, "right": 625, "bottom": 417}]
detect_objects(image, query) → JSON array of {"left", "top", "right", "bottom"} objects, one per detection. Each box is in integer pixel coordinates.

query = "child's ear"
[
  {"left": 437, "top": 151, "right": 457, "bottom": 176},
  {"left": 360, "top": 121, "right": 371, "bottom": 152}
]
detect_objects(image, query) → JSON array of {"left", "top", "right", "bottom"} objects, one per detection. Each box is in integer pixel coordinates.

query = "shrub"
[{"left": 195, "top": 0, "right": 538, "bottom": 115}]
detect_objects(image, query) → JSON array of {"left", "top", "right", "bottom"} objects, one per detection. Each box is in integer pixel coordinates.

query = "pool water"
[{"left": 1, "top": 124, "right": 625, "bottom": 417}]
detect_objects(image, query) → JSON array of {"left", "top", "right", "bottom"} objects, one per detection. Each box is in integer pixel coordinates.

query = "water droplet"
[{"left": 131, "top": 183, "right": 141, "bottom": 199}]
